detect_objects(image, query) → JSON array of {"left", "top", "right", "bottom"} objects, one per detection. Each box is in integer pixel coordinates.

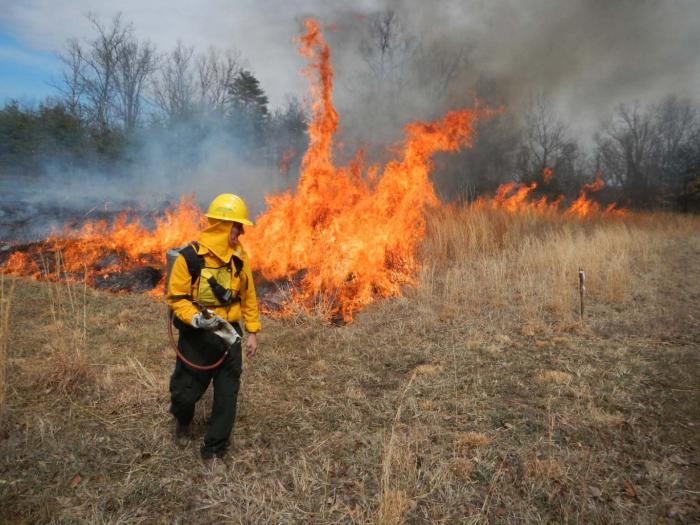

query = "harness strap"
[
  {"left": 168, "top": 294, "right": 192, "bottom": 301},
  {"left": 181, "top": 241, "right": 244, "bottom": 279},
  {"left": 232, "top": 256, "right": 243, "bottom": 277},
  {"left": 180, "top": 242, "right": 203, "bottom": 284}
]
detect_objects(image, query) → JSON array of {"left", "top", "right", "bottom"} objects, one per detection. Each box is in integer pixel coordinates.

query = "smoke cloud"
[{"left": 319, "top": 0, "right": 700, "bottom": 140}]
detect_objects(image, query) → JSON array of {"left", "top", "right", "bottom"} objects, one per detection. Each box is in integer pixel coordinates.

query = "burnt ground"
[
  {"left": 0, "top": 235, "right": 698, "bottom": 524},
  {"left": 0, "top": 173, "right": 180, "bottom": 244}
]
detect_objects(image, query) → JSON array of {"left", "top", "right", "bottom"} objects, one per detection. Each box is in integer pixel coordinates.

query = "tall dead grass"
[
  {"left": 0, "top": 274, "right": 15, "bottom": 417},
  {"left": 418, "top": 205, "right": 698, "bottom": 329},
  {"left": 36, "top": 250, "right": 94, "bottom": 393},
  {"left": 377, "top": 372, "right": 417, "bottom": 525}
]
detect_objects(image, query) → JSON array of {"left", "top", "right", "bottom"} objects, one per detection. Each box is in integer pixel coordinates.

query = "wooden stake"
[{"left": 578, "top": 268, "right": 586, "bottom": 321}]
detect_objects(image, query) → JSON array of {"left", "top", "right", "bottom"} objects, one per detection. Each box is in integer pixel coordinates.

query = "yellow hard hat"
[{"left": 205, "top": 193, "right": 253, "bottom": 225}]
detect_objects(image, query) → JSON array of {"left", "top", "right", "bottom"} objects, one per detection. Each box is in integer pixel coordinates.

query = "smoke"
[
  {"left": 0, "top": 116, "right": 288, "bottom": 242},
  {"left": 317, "top": 0, "right": 700, "bottom": 141}
]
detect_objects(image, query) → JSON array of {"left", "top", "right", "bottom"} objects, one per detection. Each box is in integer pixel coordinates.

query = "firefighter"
[{"left": 166, "top": 193, "right": 260, "bottom": 460}]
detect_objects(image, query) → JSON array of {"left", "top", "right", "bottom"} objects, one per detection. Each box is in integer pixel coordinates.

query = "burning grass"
[
  {"left": 1, "top": 20, "right": 634, "bottom": 326},
  {"left": 1, "top": 209, "right": 698, "bottom": 523}
]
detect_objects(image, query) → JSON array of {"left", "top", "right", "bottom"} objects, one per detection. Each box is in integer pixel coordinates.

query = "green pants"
[{"left": 169, "top": 325, "right": 242, "bottom": 458}]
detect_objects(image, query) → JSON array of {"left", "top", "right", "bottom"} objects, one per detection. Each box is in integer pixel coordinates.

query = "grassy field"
[{"left": 1, "top": 208, "right": 698, "bottom": 524}]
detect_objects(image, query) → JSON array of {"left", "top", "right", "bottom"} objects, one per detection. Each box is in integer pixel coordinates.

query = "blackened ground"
[{"left": 0, "top": 173, "right": 179, "bottom": 243}]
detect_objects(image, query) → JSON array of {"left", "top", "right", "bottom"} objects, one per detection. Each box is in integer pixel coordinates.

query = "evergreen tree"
[{"left": 227, "top": 70, "right": 269, "bottom": 149}]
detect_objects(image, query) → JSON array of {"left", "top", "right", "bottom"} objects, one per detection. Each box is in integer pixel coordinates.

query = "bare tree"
[
  {"left": 55, "top": 38, "right": 86, "bottom": 117},
  {"left": 57, "top": 13, "right": 156, "bottom": 133},
  {"left": 596, "top": 102, "right": 656, "bottom": 191},
  {"left": 113, "top": 38, "right": 156, "bottom": 133},
  {"left": 195, "top": 47, "right": 241, "bottom": 114},
  {"left": 152, "top": 41, "right": 195, "bottom": 121},
  {"left": 152, "top": 43, "right": 240, "bottom": 122},
  {"left": 359, "top": 10, "right": 416, "bottom": 90},
  {"left": 414, "top": 41, "right": 467, "bottom": 98},
  {"left": 652, "top": 95, "right": 698, "bottom": 182},
  {"left": 80, "top": 13, "right": 131, "bottom": 132},
  {"left": 523, "top": 92, "right": 568, "bottom": 175}
]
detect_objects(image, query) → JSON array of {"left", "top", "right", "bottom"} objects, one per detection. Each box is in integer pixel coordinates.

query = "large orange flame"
[{"left": 246, "top": 19, "right": 491, "bottom": 320}]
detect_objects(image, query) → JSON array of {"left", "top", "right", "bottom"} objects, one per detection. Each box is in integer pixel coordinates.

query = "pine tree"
[{"left": 227, "top": 70, "right": 269, "bottom": 147}]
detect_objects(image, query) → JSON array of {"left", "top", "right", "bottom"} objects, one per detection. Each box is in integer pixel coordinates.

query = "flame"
[
  {"left": 278, "top": 148, "right": 296, "bottom": 176},
  {"left": 3, "top": 196, "right": 204, "bottom": 289},
  {"left": 564, "top": 173, "right": 606, "bottom": 218},
  {"left": 543, "top": 167, "right": 553, "bottom": 183},
  {"left": 5, "top": 251, "right": 39, "bottom": 277},
  {"left": 478, "top": 170, "right": 625, "bottom": 218},
  {"left": 491, "top": 182, "right": 538, "bottom": 213},
  {"left": 246, "top": 19, "right": 491, "bottom": 321}
]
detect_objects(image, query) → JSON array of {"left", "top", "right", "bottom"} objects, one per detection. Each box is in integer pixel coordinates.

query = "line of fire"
[{"left": 1, "top": 19, "right": 628, "bottom": 323}]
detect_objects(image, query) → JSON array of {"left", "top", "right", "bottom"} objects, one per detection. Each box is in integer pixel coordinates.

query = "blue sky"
[{"left": 0, "top": 31, "right": 61, "bottom": 106}]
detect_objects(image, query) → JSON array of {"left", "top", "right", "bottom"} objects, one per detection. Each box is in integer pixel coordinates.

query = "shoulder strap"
[
  {"left": 180, "top": 242, "right": 203, "bottom": 284},
  {"left": 232, "top": 255, "right": 244, "bottom": 277}
]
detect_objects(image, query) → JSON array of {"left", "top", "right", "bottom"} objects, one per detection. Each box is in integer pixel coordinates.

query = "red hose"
[{"left": 167, "top": 309, "right": 228, "bottom": 371}]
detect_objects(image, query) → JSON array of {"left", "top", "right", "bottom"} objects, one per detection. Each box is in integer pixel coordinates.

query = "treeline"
[
  {"left": 347, "top": 10, "right": 700, "bottom": 212},
  {"left": 1, "top": 11, "right": 699, "bottom": 211},
  {"left": 0, "top": 13, "right": 307, "bottom": 179},
  {"left": 446, "top": 92, "right": 700, "bottom": 211}
]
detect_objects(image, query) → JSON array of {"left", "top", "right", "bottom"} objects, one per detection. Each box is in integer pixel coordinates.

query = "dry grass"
[
  {"left": 1, "top": 208, "right": 699, "bottom": 524},
  {"left": 455, "top": 431, "right": 491, "bottom": 450},
  {"left": 419, "top": 207, "right": 698, "bottom": 329},
  {"left": 0, "top": 274, "right": 15, "bottom": 418},
  {"left": 35, "top": 251, "right": 96, "bottom": 394},
  {"left": 535, "top": 370, "right": 573, "bottom": 385}
]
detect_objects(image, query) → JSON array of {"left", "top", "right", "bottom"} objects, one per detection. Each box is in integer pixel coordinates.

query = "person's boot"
[
  {"left": 201, "top": 444, "right": 227, "bottom": 461},
  {"left": 174, "top": 420, "right": 192, "bottom": 449}
]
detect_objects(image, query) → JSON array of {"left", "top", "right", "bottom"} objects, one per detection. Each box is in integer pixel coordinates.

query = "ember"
[{"left": 277, "top": 148, "right": 297, "bottom": 176}]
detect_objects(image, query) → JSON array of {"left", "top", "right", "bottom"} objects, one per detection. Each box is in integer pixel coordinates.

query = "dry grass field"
[{"left": 1, "top": 207, "right": 698, "bottom": 524}]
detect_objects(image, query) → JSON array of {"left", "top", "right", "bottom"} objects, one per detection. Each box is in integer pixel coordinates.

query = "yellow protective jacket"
[{"left": 166, "top": 220, "right": 261, "bottom": 333}]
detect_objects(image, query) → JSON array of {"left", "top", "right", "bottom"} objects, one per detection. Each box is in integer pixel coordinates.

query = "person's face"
[{"left": 229, "top": 222, "right": 244, "bottom": 247}]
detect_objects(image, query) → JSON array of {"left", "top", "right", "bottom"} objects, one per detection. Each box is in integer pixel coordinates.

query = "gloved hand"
[
  {"left": 191, "top": 312, "right": 221, "bottom": 330},
  {"left": 213, "top": 323, "right": 241, "bottom": 348}
]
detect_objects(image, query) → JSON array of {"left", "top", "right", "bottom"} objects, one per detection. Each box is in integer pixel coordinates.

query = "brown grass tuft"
[
  {"left": 589, "top": 406, "right": 627, "bottom": 426},
  {"left": 377, "top": 489, "right": 414, "bottom": 525},
  {"left": 535, "top": 370, "right": 573, "bottom": 385},
  {"left": 39, "top": 347, "right": 96, "bottom": 394},
  {"left": 310, "top": 358, "right": 329, "bottom": 374},
  {"left": 455, "top": 431, "right": 490, "bottom": 450},
  {"left": 413, "top": 363, "right": 442, "bottom": 376},
  {"left": 450, "top": 458, "right": 474, "bottom": 480},
  {"left": 525, "top": 457, "right": 565, "bottom": 481}
]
